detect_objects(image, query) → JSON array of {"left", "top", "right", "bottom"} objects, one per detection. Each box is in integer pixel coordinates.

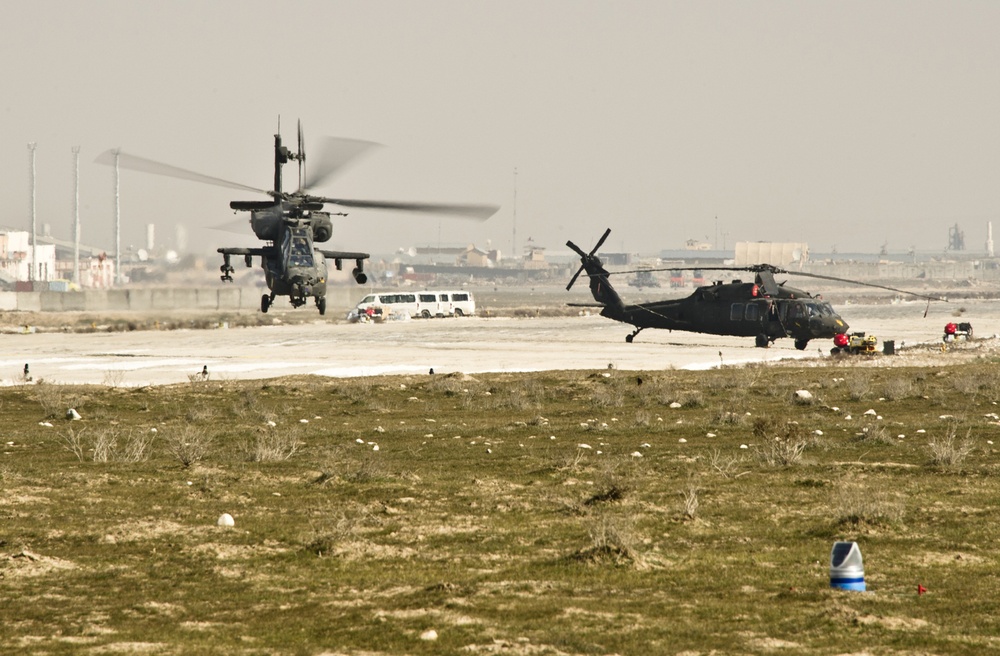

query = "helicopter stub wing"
[
  {"left": 318, "top": 250, "right": 370, "bottom": 261},
  {"left": 218, "top": 247, "right": 267, "bottom": 256}
]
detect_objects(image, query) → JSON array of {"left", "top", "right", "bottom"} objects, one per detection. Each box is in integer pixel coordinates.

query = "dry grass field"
[{"left": 3, "top": 343, "right": 1000, "bottom": 654}]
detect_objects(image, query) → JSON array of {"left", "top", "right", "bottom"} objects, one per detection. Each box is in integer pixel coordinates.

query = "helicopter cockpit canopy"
[{"left": 283, "top": 226, "right": 315, "bottom": 268}]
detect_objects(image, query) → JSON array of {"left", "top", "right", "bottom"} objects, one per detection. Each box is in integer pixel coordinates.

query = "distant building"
[
  {"left": 685, "top": 239, "right": 712, "bottom": 251},
  {"left": 734, "top": 242, "right": 809, "bottom": 267},
  {"left": 459, "top": 246, "right": 491, "bottom": 267},
  {"left": 0, "top": 231, "right": 56, "bottom": 283},
  {"left": 523, "top": 245, "right": 548, "bottom": 270}
]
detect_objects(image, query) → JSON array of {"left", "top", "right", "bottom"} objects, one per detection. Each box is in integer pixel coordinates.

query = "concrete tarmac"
[{"left": 1, "top": 300, "right": 989, "bottom": 386}]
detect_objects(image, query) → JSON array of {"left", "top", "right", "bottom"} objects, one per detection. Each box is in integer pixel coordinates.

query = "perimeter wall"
[{"left": 0, "top": 287, "right": 363, "bottom": 313}]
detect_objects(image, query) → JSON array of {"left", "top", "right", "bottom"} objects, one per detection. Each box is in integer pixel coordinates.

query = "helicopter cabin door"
[{"left": 762, "top": 299, "right": 785, "bottom": 337}]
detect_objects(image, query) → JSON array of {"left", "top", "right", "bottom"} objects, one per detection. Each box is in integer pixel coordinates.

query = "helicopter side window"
[
  {"left": 730, "top": 303, "right": 744, "bottom": 321},
  {"left": 745, "top": 303, "right": 760, "bottom": 322}
]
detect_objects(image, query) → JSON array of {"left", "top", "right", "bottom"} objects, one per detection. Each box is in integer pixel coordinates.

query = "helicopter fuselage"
[
  {"left": 570, "top": 230, "right": 849, "bottom": 349},
  {"left": 604, "top": 279, "right": 848, "bottom": 347}
]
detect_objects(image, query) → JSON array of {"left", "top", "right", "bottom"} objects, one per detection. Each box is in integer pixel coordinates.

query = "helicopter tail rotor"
[{"left": 566, "top": 227, "right": 612, "bottom": 291}]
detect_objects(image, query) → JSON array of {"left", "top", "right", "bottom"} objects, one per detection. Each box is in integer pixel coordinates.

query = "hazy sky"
[{"left": 3, "top": 0, "right": 999, "bottom": 258}]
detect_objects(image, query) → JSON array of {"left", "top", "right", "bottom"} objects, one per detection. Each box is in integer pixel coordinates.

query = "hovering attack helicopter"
[
  {"left": 567, "top": 228, "right": 946, "bottom": 350},
  {"left": 97, "top": 121, "right": 497, "bottom": 314}
]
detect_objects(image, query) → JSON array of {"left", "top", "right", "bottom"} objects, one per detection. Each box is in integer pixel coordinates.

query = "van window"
[
  {"left": 401, "top": 294, "right": 415, "bottom": 303},
  {"left": 439, "top": 294, "right": 449, "bottom": 302},
  {"left": 452, "top": 293, "right": 469, "bottom": 302},
  {"left": 419, "top": 294, "right": 435, "bottom": 302}
]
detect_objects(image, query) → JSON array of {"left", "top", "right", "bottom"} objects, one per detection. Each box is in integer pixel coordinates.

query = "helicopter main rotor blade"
[
  {"left": 605, "top": 264, "right": 948, "bottom": 302},
  {"left": 94, "top": 150, "right": 267, "bottom": 194},
  {"left": 772, "top": 269, "right": 949, "bottom": 302},
  {"left": 302, "top": 136, "right": 382, "bottom": 191},
  {"left": 313, "top": 197, "right": 498, "bottom": 220}
]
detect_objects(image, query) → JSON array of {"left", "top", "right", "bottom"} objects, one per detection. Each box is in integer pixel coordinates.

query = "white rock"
[
  {"left": 864, "top": 409, "right": 877, "bottom": 416},
  {"left": 299, "top": 419, "right": 309, "bottom": 424},
  {"left": 917, "top": 429, "right": 926, "bottom": 434},
  {"left": 217, "top": 513, "right": 235, "bottom": 527},
  {"left": 844, "top": 415, "right": 852, "bottom": 421},
  {"left": 267, "top": 421, "right": 277, "bottom": 427},
  {"left": 669, "top": 402, "right": 682, "bottom": 409},
  {"left": 374, "top": 426, "right": 385, "bottom": 433},
  {"left": 814, "top": 430, "right": 824, "bottom": 436},
  {"left": 356, "top": 438, "right": 365, "bottom": 444},
  {"left": 372, "top": 444, "right": 380, "bottom": 451},
  {"left": 66, "top": 408, "right": 82, "bottom": 420},
  {"left": 793, "top": 390, "right": 813, "bottom": 402},
  {"left": 578, "top": 443, "right": 592, "bottom": 449},
  {"left": 420, "top": 629, "right": 438, "bottom": 641},
  {"left": 678, "top": 438, "right": 687, "bottom": 443},
  {"left": 706, "top": 432, "right": 716, "bottom": 438},
  {"left": 740, "top": 444, "right": 748, "bottom": 449},
  {"left": 630, "top": 451, "right": 643, "bottom": 458}
]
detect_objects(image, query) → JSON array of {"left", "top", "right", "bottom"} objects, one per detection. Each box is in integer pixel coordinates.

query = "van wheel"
[
  {"left": 421, "top": 310, "right": 431, "bottom": 319},
  {"left": 454, "top": 308, "right": 464, "bottom": 317}
]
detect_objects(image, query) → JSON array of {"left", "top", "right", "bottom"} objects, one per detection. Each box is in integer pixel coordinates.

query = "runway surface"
[{"left": 1, "top": 300, "right": 990, "bottom": 386}]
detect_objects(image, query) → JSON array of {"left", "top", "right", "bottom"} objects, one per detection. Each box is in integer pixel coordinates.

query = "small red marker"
[{"left": 917, "top": 584, "right": 927, "bottom": 595}]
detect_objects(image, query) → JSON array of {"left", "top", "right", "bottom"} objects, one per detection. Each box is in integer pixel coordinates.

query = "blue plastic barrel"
[{"left": 830, "top": 541, "right": 866, "bottom": 591}]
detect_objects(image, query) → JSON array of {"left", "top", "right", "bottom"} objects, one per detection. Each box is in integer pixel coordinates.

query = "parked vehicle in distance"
[{"left": 347, "top": 290, "right": 475, "bottom": 322}]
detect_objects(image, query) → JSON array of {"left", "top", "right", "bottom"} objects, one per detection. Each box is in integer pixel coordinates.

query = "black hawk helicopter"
[
  {"left": 96, "top": 121, "right": 497, "bottom": 315},
  {"left": 567, "top": 228, "right": 945, "bottom": 350}
]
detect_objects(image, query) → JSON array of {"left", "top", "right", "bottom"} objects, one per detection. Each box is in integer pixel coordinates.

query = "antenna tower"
[
  {"left": 28, "top": 143, "right": 37, "bottom": 282},
  {"left": 72, "top": 146, "right": 80, "bottom": 285}
]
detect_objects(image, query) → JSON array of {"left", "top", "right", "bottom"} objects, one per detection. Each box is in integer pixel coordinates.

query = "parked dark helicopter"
[
  {"left": 567, "top": 229, "right": 945, "bottom": 350},
  {"left": 97, "top": 121, "right": 497, "bottom": 314}
]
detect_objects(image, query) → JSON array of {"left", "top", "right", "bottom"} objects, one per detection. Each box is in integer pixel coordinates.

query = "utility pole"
[
  {"left": 512, "top": 167, "right": 517, "bottom": 259},
  {"left": 28, "top": 143, "right": 37, "bottom": 283},
  {"left": 72, "top": 146, "right": 80, "bottom": 285},
  {"left": 113, "top": 149, "right": 121, "bottom": 285}
]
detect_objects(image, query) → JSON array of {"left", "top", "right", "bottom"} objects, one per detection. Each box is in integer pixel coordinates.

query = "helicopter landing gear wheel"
[
  {"left": 626, "top": 327, "right": 644, "bottom": 343},
  {"left": 755, "top": 334, "right": 769, "bottom": 348},
  {"left": 794, "top": 338, "right": 809, "bottom": 351},
  {"left": 261, "top": 294, "right": 271, "bottom": 314},
  {"left": 316, "top": 296, "right": 326, "bottom": 316}
]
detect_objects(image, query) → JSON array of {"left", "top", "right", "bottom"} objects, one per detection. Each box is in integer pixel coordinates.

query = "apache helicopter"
[
  {"left": 567, "top": 228, "right": 945, "bottom": 350},
  {"left": 97, "top": 121, "right": 497, "bottom": 314}
]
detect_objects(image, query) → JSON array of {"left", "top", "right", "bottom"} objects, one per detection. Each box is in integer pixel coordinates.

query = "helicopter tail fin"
[{"left": 566, "top": 229, "right": 626, "bottom": 312}]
